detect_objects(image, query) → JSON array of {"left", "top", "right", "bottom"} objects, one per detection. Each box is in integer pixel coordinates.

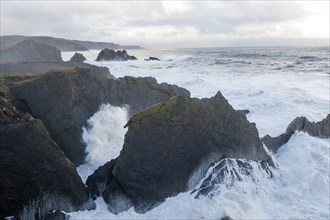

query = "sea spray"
[
  {"left": 70, "top": 132, "right": 330, "bottom": 219},
  {"left": 77, "top": 104, "right": 129, "bottom": 182},
  {"left": 66, "top": 47, "right": 329, "bottom": 219}
]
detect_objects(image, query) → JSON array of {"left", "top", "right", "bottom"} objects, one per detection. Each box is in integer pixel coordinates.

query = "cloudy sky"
[{"left": 1, "top": 1, "right": 329, "bottom": 48}]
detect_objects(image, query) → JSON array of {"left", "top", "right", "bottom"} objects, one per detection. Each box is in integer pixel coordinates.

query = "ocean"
[{"left": 61, "top": 47, "right": 329, "bottom": 219}]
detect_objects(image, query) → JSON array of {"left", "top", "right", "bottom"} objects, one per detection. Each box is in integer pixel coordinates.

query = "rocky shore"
[
  {"left": 0, "top": 97, "right": 94, "bottom": 219},
  {"left": 87, "top": 92, "right": 273, "bottom": 213},
  {"left": 0, "top": 38, "right": 329, "bottom": 219}
]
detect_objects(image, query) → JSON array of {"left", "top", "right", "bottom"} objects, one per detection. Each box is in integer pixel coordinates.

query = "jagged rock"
[
  {"left": 86, "top": 160, "right": 116, "bottom": 199},
  {"left": 42, "top": 210, "right": 69, "bottom": 220},
  {"left": 89, "top": 92, "right": 271, "bottom": 214},
  {"left": 96, "top": 48, "right": 137, "bottom": 61},
  {"left": 262, "top": 114, "right": 330, "bottom": 152},
  {"left": 0, "top": 40, "right": 62, "bottom": 64},
  {"left": 0, "top": 97, "right": 94, "bottom": 219},
  {"left": 145, "top": 57, "right": 160, "bottom": 61},
  {"left": 7, "top": 67, "right": 189, "bottom": 165},
  {"left": 192, "top": 158, "right": 272, "bottom": 198},
  {"left": 69, "top": 52, "right": 86, "bottom": 63},
  {"left": 85, "top": 160, "right": 134, "bottom": 214}
]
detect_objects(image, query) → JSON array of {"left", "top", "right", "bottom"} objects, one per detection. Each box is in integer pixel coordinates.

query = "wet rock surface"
[
  {"left": 0, "top": 97, "right": 93, "bottom": 219},
  {"left": 262, "top": 114, "right": 330, "bottom": 152},
  {"left": 88, "top": 92, "right": 272, "bottom": 214},
  {"left": 6, "top": 67, "right": 190, "bottom": 165},
  {"left": 192, "top": 158, "right": 272, "bottom": 198},
  {"left": 145, "top": 57, "right": 160, "bottom": 61}
]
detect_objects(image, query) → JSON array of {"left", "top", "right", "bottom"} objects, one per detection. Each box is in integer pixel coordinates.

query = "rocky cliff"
[
  {"left": 96, "top": 49, "right": 137, "bottom": 61},
  {"left": 69, "top": 52, "right": 86, "bottom": 63},
  {"left": 0, "top": 40, "right": 63, "bottom": 64},
  {"left": 87, "top": 92, "right": 272, "bottom": 214},
  {"left": 0, "top": 97, "right": 93, "bottom": 219},
  {"left": 6, "top": 67, "right": 190, "bottom": 165},
  {"left": 0, "top": 35, "right": 143, "bottom": 51}
]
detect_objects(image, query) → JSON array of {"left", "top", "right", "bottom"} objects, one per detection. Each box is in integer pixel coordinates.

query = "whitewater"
[{"left": 62, "top": 47, "right": 329, "bottom": 219}]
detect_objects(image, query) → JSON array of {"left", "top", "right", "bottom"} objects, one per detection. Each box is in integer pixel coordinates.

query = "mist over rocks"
[
  {"left": 0, "top": 39, "right": 110, "bottom": 75},
  {"left": 0, "top": 40, "right": 63, "bottom": 64},
  {"left": 96, "top": 48, "right": 137, "bottom": 61},
  {"left": 0, "top": 35, "right": 143, "bottom": 51},
  {"left": 262, "top": 114, "right": 330, "bottom": 152},
  {"left": 0, "top": 97, "right": 93, "bottom": 219},
  {"left": 87, "top": 92, "right": 272, "bottom": 214},
  {"left": 6, "top": 67, "right": 190, "bottom": 165}
]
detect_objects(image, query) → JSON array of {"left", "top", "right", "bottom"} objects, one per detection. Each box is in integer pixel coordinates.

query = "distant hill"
[
  {"left": 0, "top": 35, "right": 143, "bottom": 51},
  {"left": 0, "top": 40, "right": 63, "bottom": 64}
]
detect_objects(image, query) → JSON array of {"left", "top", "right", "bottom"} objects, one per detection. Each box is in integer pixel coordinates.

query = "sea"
[{"left": 61, "top": 46, "right": 330, "bottom": 219}]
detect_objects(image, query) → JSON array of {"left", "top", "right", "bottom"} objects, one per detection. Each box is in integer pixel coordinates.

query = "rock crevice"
[{"left": 4, "top": 67, "right": 190, "bottom": 165}]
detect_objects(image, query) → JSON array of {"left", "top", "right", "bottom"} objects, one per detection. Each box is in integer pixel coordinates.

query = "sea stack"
[
  {"left": 87, "top": 92, "right": 272, "bottom": 214},
  {"left": 96, "top": 48, "right": 137, "bottom": 61}
]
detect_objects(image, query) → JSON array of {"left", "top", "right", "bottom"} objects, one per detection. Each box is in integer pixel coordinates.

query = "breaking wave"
[{"left": 77, "top": 104, "right": 128, "bottom": 182}]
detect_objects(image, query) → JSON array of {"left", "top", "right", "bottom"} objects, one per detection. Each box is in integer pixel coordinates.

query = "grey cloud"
[{"left": 0, "top": 1, "right": 328, "bottom": 48}]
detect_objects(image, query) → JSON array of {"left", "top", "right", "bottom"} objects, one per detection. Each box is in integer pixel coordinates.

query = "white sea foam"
[
  {"left": 62, "top": 47, "right": 330, "bottom": 219},
  {"left": 62, "top": 48, "right": 329, "bottom": 136},
  {"left": 70, "top": 132, "right": 329, "bottom": 219},
  {"left": 76, "top": 104, "right": 128, "bottom": 182}
]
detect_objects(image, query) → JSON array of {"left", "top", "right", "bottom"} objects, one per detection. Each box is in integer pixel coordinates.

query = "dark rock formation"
[
  {"left": 69, "top": 52, "right": 86, "bottom": 63},
  {"left": 0, "top": 35, "right": 143, "bottom": 51},
  {"left": 86, "top": 160, "right": 116, "bottom": 199},
  {"left": 145, "top": 57, "right": 160, "bottom": 61},
  {"left": 0, "top": 40, "right": 63, "bottom": 64},
  {"left": 42, "top": 210, "right": 69, "bottom": 220},
  {"left": 88, "top": 92, "right": 272, "bottom": 214},
  {"left": 0, "top": 97, "right": 93, "bottom": 219},
  {"left": 96, "top": 48, "right": 137, "bottom": 61},
  {"left": 262, "top": 114, "right": 330, "bottom": 152},
  {"left": 6, "top": 67, "right": 189, "bottom": 165},
  {"left": 236, "top": 109, "right": 250, "bottom": 115},
  {"left": 192, "top": 158, "right": 272, "bottom": 198},
  {"left": 221, "top": 216, "right": 233, "bottom": 220}
]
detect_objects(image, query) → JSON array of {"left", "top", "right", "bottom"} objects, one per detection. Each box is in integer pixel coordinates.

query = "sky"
[{"left": 0, "top": 0, "right": 329, "bottom": 48}]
